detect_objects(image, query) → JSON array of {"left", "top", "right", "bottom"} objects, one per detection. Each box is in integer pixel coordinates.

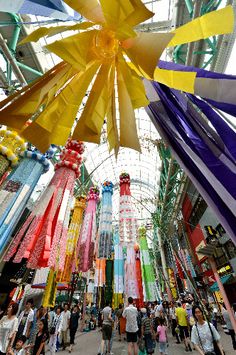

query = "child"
[
  {"left": 32, "top": 319, "right": 48, "bottom": 355},
  {"left": 8, "top": 335, "right": 27, "bottom": 355},
  {"left": 157, "top": 318, "right": 168, "bottom": 355}
]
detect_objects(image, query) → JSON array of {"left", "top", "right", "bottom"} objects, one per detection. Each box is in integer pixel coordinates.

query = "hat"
[
  {"left": 186, "top": 303, "right": 191, "bottom": 310},
  {"left": 141, "top": 308, "right": 147, "bottom": 314}
]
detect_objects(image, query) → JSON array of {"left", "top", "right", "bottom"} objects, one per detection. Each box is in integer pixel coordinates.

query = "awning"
[
  {"left": 31, "top": 282, "right": 71, "bottom": 290},
  {"left": 210, "top": 274, "right": 234, "bottom": 292}
]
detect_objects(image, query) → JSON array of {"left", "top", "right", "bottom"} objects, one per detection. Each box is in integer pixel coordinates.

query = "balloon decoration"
[
  {"left": 0, "top": 129, "right": 26, "bottom": 179},
  {"left": 77, "top": 186, "right": 99, "bottom": 272},
  {"left": 0, "top": 1, "right": 233, "bottom": 155},
  {"left": 4, "top": 139, "right": 84, "bottom": 272},
  {"left": 97, "top": 181, "right": 113, "bottom": 259},
  {"left": 0, "top": 146, "right": 55, "bottom": 255}
]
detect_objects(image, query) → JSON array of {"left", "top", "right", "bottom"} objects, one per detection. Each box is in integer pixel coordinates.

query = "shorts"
[
  {"left": 179, "top": 325, "right": 189, "bottom": 339},
  {"left": 159, "top": 341, "right": 168, "bottom": 354},
  {"left": 126, "top": 331, "right": 138, "bottom": 343},
  {"left": 102, "top": 324, "right": 112, "bottom": 340}
]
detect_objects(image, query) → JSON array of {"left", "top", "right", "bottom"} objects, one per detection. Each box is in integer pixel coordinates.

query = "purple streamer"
[{"left": 146, "top": 83, "right": 236, "bottom": 244}]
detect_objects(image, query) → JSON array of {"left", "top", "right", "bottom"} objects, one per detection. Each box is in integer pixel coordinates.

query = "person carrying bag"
[{"left": 191, "top": 305, "right": 224, "bottom": 355}]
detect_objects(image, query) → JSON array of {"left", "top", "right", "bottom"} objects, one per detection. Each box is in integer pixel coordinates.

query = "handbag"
[
  {"left": 207, "top": 322, "right": 224, "bottom": 355},
  {"left": 138, "top": 338, "right": 145, "bottom": 352},
  {"left": 49, "top": 326, "right": 56, "bottom": 335}
]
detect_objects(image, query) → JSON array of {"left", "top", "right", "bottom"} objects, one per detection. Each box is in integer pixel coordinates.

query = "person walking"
[
  {"left": 116, "top": 304, "right": 123, "bottom": 342},
  {"left": 191, "top": 305, "right": 224, "bottom": 355},
  {"left": 222, "top": 303, "right": 236, "bottom": 350},
  {"left": 122, "top": 297, "right": 139, "bottom": 355},
  {"left": 99, "top": 301, "right": 113, "bottom": 355},
  {"left": 48, "top": 306, "right": 62, "bottom": 355},
  {"left": 169, "top": 302, "right": 180, "bottom": 343},
  {"left": 0, "top": 303, "right": 19, "bottom": 354},
  {"left": 16, "top": 299, "right": 34, "bottom": 341},
  {"left": 59, "top": 304, "right": 71, "bottom": 350},
  {"left": 32, "top": 319, "right": 48, "bottom": 355},
  {"left": 157, "top": 318, "right": 168, "bottom": 355},
  {"left": 68, "top": 305, "right": 80, "bottom": 353},
  {"left": 141, "top": 309, "right": 155, "bottom": 354},
  {"left": 175, "top": 302, "right": 192, "bottom": 352}
]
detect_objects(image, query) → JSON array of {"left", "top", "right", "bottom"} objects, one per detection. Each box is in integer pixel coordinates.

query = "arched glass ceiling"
[{"left": 84, "top": 107, "right": 161, "bottom": 221}]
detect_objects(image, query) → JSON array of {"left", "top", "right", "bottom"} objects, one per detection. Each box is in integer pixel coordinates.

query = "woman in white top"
[
  {"left": 0, "top": 303, "right": 19, "bottom": 354},
  {"left": 191, "top": 305, "right": 224, "bottom": 355},
  {"left": 49, "top": 306, "right": 62, "bottom": 355}
]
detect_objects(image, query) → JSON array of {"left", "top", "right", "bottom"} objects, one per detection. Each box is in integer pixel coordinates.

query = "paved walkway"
[{"left": 51, "top": 327, "right": 235, "bottom": 355}]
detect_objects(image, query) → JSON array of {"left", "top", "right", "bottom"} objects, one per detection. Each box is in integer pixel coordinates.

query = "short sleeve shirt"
[
  {"left": 61, "top": 310, "right": 71, "bottom": 331},
  {"left": 175, "top": 307, "right": 188, "bottom": 326},
  {"left": 191, "top": 322, "right": 220, "bottom": 353},
  {"left": 102, "top": 306, "right": 112, "bottom": 326},
  {"left": 0, "top": 316, "right": 18, "bottom": 352},
  {"left": 157, "top": 325, "right": 167, "bottom": 342},
  {"left": 123, "top": 305, "right": 138, "bottom": 333}
]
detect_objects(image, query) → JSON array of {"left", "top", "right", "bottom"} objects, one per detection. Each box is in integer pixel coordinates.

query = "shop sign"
[
  {"left": 195, "top": 240, "right": 206, "bottom": 261},
  {"left": 217, "top": 264, "right": 232, "bottom": 275}
]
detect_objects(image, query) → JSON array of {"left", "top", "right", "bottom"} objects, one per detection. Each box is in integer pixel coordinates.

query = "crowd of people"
[
  {"left": 0, "top": 296, "right": 236, "bottom": 355},
  {"left": 98, "top": 297, "right": 236, "bottom": 355},
  {"left": 0, "top": 299, "right": 81, "bottom": 355}
]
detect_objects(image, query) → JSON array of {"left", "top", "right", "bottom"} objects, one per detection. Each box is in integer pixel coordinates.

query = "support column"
[
  {"left": 157, "top": 229, "right": 173, "bottom": 302},
  {"left": 209, "top": 257, "right": 236, "bottom": 334}
]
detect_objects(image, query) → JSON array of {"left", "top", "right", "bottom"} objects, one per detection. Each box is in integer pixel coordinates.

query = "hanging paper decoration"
[
  {"left": 105, "top": 260, "right": 113, "bottom": 305},
  {"left": 113, "top": 230, "right": 124, "bottom": 294},
  {"left": 78, "top": 186, "right": 99, "bottom": 272},
  {"left": 146, "top": 82, "right": 236, "bottom": 245},
  {"left": 4, "top": 140, "right": 84, "bottom": 272},
  {"left": 134, "top": 244, "right": 144, "bottom": 308},
  {"left": 94, "top": 258, "right": 106, "bottom": 288},
  {"left": 42, "top": 269, "right": 58, "bottom": 308},
  {"left": 0, "top": 0, "right": 233, "bottom": 154},
  {"left": 98, "top": 181, "right": 113, "bottom": 259},
  {"left": 168, "top": 268, "right": 178, "bottom": 299},
  {"left": 139, "top": 227, "right": 158, "bottom": 302},
  {"left": 0, "top": 146, "right": 55, "bottom": 254},
  {"left": 119, "top": 173, "right": 139, "bottom": 299},
  {"left": 60, "top": 196, "right": 87, "bottom": 281},
  {"left": 0, "top": 129, "right": 26, "bottom": 179},
  {"left": 119, "top": 173, "right": 138, "bottom": 244},
  {"left": 125, "top": 246, "right": 139, "bottom": 299}
]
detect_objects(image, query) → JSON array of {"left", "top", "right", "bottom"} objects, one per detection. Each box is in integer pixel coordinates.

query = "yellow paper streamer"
[
  {"left": 169, "top": 5, "right": 234, "bottom": 46},
  {"left": 117, "top": 58, "right": 141, "bottom": 152},
  {"left": 154, "top": 68, "right": 196, "bottom": 93},
  {"left": 42, "top": 269, "right": 57, "bottom": 308},
  {"left": 0, "top": 1, "right": 234, "bottom": 155},
  {"left": 19, "top": 22, "right": 93, "bottom": 45},
  {"left": 124, "top": 32, "right": 173, "bottom": 78},
  {"left": 46, "top": 30, "right": 98, "bottom": 72},
  {"left": 24, "top": 62, "right": 100, "bottom": 152}
]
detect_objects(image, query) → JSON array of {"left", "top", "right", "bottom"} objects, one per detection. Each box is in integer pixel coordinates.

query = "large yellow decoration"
[{"left": 0, "top": 1, "right": 233, "bottom": 155}]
